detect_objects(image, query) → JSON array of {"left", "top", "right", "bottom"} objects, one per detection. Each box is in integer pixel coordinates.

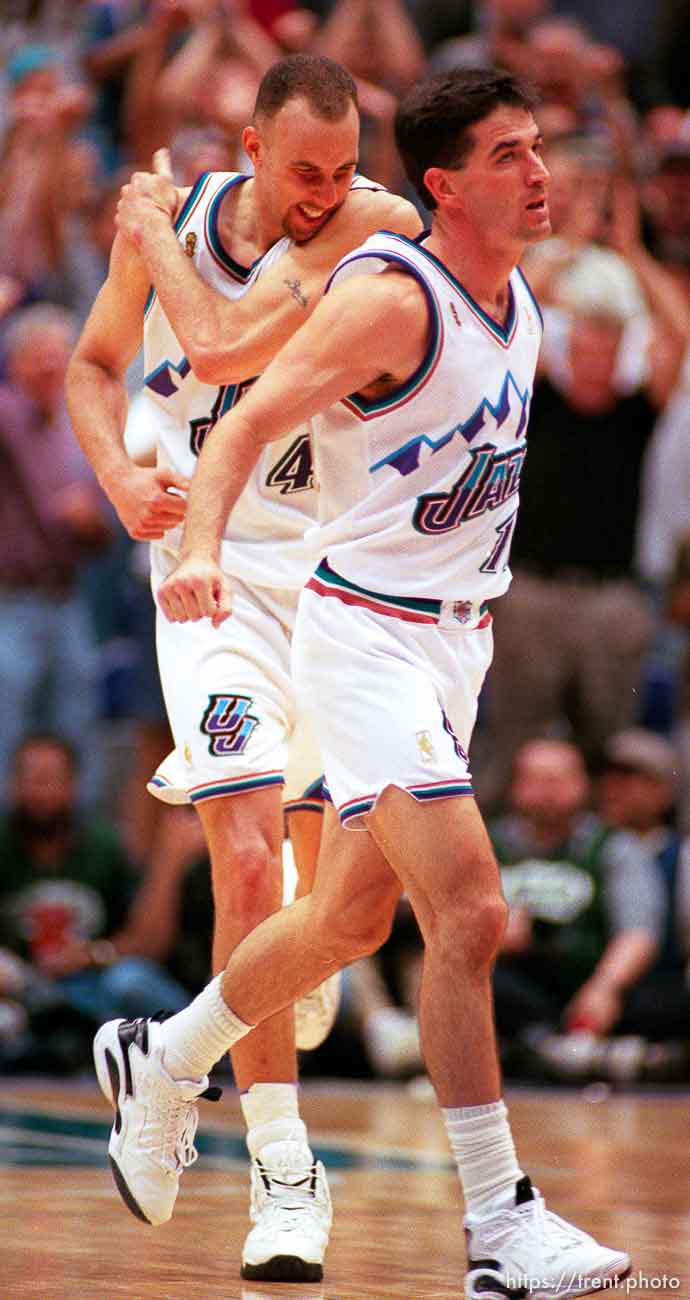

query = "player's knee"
[
  {"left": 321, "top": 892, "right": 395, "bottom": 964},
  {"left": 467, "top": 893, "right": 508, "bottom": 970},
  {"left": 214, "top": 839, "right": 283, "bottom": 925},
  {"left": 437, "top": 892, "right": 508, "bottom": 974}
]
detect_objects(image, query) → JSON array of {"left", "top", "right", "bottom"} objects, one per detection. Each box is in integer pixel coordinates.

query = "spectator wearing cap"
[
  {"left": 475, "top": 172, "right": 690, "bottom": 812},
  {"left": 598, "top": 728, "right": 690, "bottom": 1047}
]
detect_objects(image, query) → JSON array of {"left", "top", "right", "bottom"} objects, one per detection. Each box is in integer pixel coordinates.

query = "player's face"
[
  {"left": 247, "top": 97, "right": 359, "bottom": 243},
  {"left": 450, "top": 108, "right": 551, "bottom": 247}
]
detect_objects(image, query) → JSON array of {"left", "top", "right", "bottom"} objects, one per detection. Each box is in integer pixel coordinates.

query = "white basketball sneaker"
[
  {"left": 464, "top": 1176, "right": 631, "bottom": 1299},
  {"left": 241, "top": 1139, "right": 332, "bottom": 1282},
  {"left": 294, "top": 972, "right": 342, "bottom": 1051},
  {"left": 93, "top": 1017, "right": 220, "bottom": 1226}
]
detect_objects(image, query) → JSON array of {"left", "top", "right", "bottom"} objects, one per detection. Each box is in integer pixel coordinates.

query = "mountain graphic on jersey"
[
  {"left": 144, "top": 356, "right": 192, "bottom": 399},
  {"left": 370, "top": 369, "right": 531, "bottom": 478}
]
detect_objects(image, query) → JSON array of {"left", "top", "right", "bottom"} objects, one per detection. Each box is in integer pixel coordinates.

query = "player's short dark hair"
[
  {"left": 395, "top": 68, "right": 538, "bottom": 209},
  {"left": 254, "top": 54, "right": 358, "bottom": 124}
]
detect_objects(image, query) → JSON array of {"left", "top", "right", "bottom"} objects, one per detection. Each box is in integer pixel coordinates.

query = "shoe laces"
[
  {"left": 141, "top": 1087, "right": 199, "bottom": 1172},
  {"left": 255, "top": 1159, "right": 321, "bottom": 1226},
  {"left": 146, "top": 1080, "right": 221, "bottom": 1173},
  {"left": 489, "top": 1193, "right": 587, "bottom": 1267}
]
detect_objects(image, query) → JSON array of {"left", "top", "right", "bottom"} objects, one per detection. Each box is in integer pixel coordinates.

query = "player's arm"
[
  {"left": 158, "top": 268, "right": 429, "bottom": 626},
  {"left": 118, "top": 178, "right": 422, "bottom": 384},
  {"left": 65, "top": 232, "right": 190, "bottom": 539}
]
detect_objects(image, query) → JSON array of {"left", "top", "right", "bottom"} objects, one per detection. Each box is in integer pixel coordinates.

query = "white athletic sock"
[
  {"left": 241, "top": 1082, "right": 311, "bottom": 1160},
  {"left": 442, "top": 1099, "right": 523, "bottom": 1216},
  {"left": 161, "top": 974, "right": 253, "bottom": 1080}
]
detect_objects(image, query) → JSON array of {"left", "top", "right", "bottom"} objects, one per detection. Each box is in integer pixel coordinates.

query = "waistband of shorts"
[{"left": 305, "top": 558, "right": 492, "bottom": 628}]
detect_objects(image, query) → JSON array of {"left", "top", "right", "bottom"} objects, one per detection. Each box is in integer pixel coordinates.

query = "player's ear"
[
  {"left": 243, "top": 125, "right": 262, "bottom": 169},
  {"left": 424, "top": 166, "right": 460, "bottom": 207}
]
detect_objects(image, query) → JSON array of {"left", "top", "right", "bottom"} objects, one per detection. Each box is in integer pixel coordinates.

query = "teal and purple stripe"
[
  {"left": 306, "top": 559, "right": 490, "bottom": 628},
  {"left": 188, "top": 770, "right": 284, "bottom": 804},
  {"left": 338, "top": 779, "right": 474, "bottom": 826}
]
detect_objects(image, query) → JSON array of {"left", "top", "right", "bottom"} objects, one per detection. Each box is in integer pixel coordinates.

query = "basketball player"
[
  {"left": 92, "top": 69, "right": 632, "bottom": 1295},
  {"left": 66, "top": 54, "right": 420, "bottom": 1283}
]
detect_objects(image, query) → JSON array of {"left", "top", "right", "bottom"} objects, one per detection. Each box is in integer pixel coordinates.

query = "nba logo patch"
[
  {"left": 451, "top": 601, "right": 472, "bottom": 624},
  {"left": 416, "top": 730, "right": 436, "bottom": 763}
]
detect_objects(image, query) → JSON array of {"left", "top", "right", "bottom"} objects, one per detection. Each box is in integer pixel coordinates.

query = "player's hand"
[
  {"left": 107, "top": 464, "right": 190, "bottom": 539},
  {"left": 158, "top": 554, "right": 233, "bottom": 626},
  {"left": 116, "top": 149, "right": 178, "bottom": 244}
]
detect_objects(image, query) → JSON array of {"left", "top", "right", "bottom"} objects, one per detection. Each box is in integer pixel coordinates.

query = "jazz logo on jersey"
[
  {"left": 201, "top": 694, "right": 259, "bottom": 756},
  {"left": 185, "top": 232, "right": 197, "bottom": 258},
  {"left": 414, "top": 442, "right": 526, "bottom": 536}
]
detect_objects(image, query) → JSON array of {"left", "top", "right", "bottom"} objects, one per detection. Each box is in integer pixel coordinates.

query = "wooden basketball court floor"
[{"left": 0, "top": 1076, "right": 687, "bottom": 1299}]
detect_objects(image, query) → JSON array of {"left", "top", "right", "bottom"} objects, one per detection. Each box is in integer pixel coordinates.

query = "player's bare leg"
[
  {"left": 364, "top": 787, "right": 630, "bottom": 1298},
  {"left": 197, "top": 788, "right": 329, "bottom": 1282},
  {"left": 288, "top": 807, "right": 323, "bottom": 898},
  {"left": 364, "top": 788, "right": 505, "bottom": 1107},
  {"left": 288, "top": 802, "right": 343, "bottom": 1051},
  {"left": 221, "top": 804, "right": 402, "bottom": 1021},
  {"left": 197, "top": 788, "right": 295, "bottom": 1090}
]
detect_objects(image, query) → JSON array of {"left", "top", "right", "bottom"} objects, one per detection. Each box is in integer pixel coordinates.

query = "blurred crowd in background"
[{"left": 1, "top": 0, "right": 690, "bottom": 1088}]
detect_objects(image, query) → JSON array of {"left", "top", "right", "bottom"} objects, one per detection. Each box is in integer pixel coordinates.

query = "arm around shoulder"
[{"left": 187, "top": 190, "right": 423, "bottom": 386}]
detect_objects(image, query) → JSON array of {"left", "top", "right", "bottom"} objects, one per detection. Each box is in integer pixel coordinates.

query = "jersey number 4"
[
  {"left": 190, "top": 389, "right": 313, "bottom": 496},
  {"left": 265, "top": 432, "right": 314, "bottom": 495}
]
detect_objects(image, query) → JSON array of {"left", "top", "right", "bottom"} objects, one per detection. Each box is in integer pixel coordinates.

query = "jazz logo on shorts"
[{"left": 201, "top": 694, "right": 260, "bottom": 756}]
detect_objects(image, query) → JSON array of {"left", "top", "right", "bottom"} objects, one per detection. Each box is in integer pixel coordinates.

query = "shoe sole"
[
  {"left": 241, "top": 1256, "right": 323, "bottom": 1282},
  {"left": 466, "top": 1258, "right": 632, "bottom": 1300},
  {"left": 93, "top": 1022, "right": 153, "bottom": 1226}
]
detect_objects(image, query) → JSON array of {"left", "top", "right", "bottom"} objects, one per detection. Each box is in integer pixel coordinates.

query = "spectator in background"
[
  {"left": 0, "top": 44, "right": 92, "bottom": 310},
  {"left": 79, "top": 0, "right": 152, "bottom": 173},
  {"left": 0, "top": 733, "right": 190, "bottom": 1073},
  {"left": 642, "top": 120, "right": 690, "bottom": 269},
  {"left": 476, "top": 172, "right": 690, "bottom": 810},
  {"left": 428, "top": 0, "right": 550, "bottom": 79},
  {"left": 0, "top": 303, "right": 111, "bottom": 801},
  {"left": 596, "top": 728, "right": 690, "bottom": 1072},
  {"left": 667, "top": 537, "right": 690, "bottom": 836},
  {"left": 490, "top": 737, "right": 664, "bottom": 1081}
]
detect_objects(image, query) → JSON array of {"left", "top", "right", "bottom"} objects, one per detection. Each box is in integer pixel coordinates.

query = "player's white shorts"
[
  {"left": 147, "top": 546, "right": 321, "bottom": 807},
  {"left": 292, "top": 559, "right": 494, "bottom": 830}
]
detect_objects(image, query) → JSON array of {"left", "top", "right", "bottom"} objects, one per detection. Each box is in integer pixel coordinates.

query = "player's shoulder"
[
  {"left": 329, "top": 252, "right": 429, "bottom": 324},
  {"left": 343, "top": 181, "right": 422, "bottom": 239}
]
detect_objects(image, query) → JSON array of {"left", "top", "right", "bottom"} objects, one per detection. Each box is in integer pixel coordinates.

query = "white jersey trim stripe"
[{"left": 350, "top": 231, "right": 522, "bottom": 349}]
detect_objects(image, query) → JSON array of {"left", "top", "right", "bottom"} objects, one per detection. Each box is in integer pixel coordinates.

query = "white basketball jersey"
[
  {"left": 309, "top": 230, "right": 543, "bottom": 602},
  {"left": 144, "top": 170, "right": 381, "bottom": 589}
]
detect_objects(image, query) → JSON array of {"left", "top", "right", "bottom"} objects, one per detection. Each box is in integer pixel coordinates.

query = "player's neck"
[
  {"left": 424, "top": 220, "right": 523, "bottom": 326},
  {"left": 217, "top": 177, "right": 281, "bottom": 264}
]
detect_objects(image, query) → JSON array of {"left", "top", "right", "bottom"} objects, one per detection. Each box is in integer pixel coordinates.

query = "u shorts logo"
[{"left": 200, "top": 693, "right": 260, "bottom": 757}]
